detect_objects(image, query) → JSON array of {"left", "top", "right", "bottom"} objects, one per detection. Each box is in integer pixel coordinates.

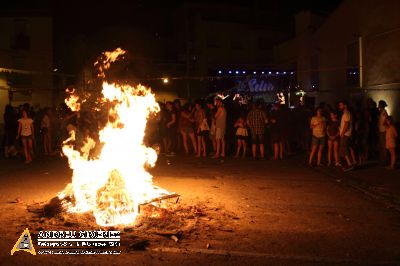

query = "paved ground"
[{"left": 1, "top": 154, "right": 400, "bottom": 265}]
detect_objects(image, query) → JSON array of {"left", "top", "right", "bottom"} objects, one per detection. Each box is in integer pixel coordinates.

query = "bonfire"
[{"left": 58, "top": 48, "right": 173, "bottom": 227}]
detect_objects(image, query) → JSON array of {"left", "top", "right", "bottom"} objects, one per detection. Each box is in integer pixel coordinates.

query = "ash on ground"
[{"left": 24, "top": 197, "right": 239, "bottom": 252}]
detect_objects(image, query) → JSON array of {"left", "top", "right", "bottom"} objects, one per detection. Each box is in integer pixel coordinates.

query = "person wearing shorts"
[
  {"left": 247, "top": 102, "right": 267, "bottom": 159},
  {"left": 327, "top": 111, "right": 340, "bottom": 166},
  {"left": 234, "top": 114, "right": 248, "bottom": 158},
  {"left": 195, "top": 101, "right": 209, "bottom": 157},
  {"left": 17, "top": 109, "right": 35, "bottom": 163},
  {"left": 308, "top": 107, "right": 326, "bottom": 166}
]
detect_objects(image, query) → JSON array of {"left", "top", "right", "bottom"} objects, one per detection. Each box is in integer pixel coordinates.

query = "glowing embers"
[{"left": 58, "top": 48, "right": 172, "bottom": 227}]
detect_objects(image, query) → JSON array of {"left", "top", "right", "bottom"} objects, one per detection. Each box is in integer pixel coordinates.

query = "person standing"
[
  {"left": 385, "top": 116, "right": 397, "bottom": 169},
  {"left": 41, "top": 108, "right": 53, "bottom": 155},
  {"left": 308, "top": 107, "right": 326, "bottom": 166},
  {"left": 234, "top": 113, "right": 248, "bottom": 158},
  {"left": 247, "top": 102, "right": 267, "bottom": 159},
  {"left": 270, "top": 103, "right": 284, "bottom": 160},
  {"left": 16, "top": 109, "right": 35, "bottom": 163},
  {"left": 378, "top": 100, "right": 388, "bottom": 164},
  {"left": 338, "top": 101, "right": 353, "bottom": 170},
  {"left": 164, "top": 102, "right": 176, "bottom": 156},
  {"left": 206, "top": 101, "right": 217, "bottom": 155},
  {"left": 326, "top": 111, "right": 340, "bottom": 166},
  {"left": 179, "top": 104, "right": 197, "bottom": 155},
  {"left": 174, "top": 100, "right": 182, "bottom": 153},
  {"left": 213, "top": 98, "right": 226, "bottom": 158},
  {"left": 194, "top": 101, "right": 208, "bottom": 157}
]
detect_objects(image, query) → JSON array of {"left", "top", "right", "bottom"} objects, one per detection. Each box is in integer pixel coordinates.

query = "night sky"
[{"left": 5, "top": 0, "right": 342, "bottom": 36}]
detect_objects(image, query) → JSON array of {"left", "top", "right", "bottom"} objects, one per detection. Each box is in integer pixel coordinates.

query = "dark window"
[
  {"left": 346, "top": 42, "right": 359, "bottom": 86},
  {"left": 11, "top": 19, "right": 30, "bottom": 50}
]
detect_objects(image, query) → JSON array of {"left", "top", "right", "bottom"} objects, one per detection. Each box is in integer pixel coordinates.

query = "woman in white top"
[
  {"left": 17, "top": 109, "right": 35, "bottom": 163},
  {"left": 308, "top": 107, "right": 326, "bottom": 166}
]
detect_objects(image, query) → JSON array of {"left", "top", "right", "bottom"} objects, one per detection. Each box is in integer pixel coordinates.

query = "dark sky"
[{"left": 5, "top": 0, "right": 342, "bottom": 36}]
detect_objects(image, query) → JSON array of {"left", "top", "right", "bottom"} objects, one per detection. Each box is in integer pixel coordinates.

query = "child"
[
  {"left": 16, "top": 109, "right": 35, "bottom": 163},
  {"left": 234, "top": 114, "right": 248, "bottom": 158},
  {"left": 385, "top": 116, "right": 397, "bottom": 169},
  {"left": 327, "top": 111, "right": 340, "bottom": 166}
]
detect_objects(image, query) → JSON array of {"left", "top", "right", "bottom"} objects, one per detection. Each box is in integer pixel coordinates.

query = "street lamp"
[{"left": 163, "top": 78, "right": 169, "bottom": 84}]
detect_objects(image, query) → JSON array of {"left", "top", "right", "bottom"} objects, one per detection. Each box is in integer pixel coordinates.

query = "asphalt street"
[{"left": 1, "top": 155, "right": 400, "bottom": 265}]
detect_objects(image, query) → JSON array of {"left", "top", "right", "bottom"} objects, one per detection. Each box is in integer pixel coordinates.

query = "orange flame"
[{"left": 59, "top": 49, "right": 170, "bottom": 226}]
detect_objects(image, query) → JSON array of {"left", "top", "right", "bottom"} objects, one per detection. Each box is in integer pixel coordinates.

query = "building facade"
[
  {"left": 0, "top": 10, "right": 53, "bottom": 124},
  {"left": 173, "top": 3, "right": 292, "bottom": 98},
  {"left": 274, "top": 0, "right": 400, "bottom": 119}
]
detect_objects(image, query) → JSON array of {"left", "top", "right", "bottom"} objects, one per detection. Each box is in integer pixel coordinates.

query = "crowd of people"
[
  {"left": 149, "top": 96, "right": 398, "bottom": 170},
  {"left": 1, "top": 97, "right": 399, "bottom": 170}
]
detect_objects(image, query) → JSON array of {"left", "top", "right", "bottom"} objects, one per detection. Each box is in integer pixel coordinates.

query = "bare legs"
[
  {"left": 188, "top": 132, "right": 197, "bottom": 154},
  {"left": 22, "top": 138, "right": 33, "bottom": 163},
  {"left": 235, "top": 139, "right": 247, "bottom": 158},
  {"left": 214, "top": 138, "right": 225, "bottom": 158},
  {"left": 251, "top": 143, "right": 264, "bottom": 159},
  {"left": 309, "top": 144, "right": 324, "bottom": 166},
  {"left": 273, "top": 142, "right": 283, "bottom": 160},
  {"left": 196, "top": 135, "right": 206, "bottom": 157},
  {"left": 327, "top": 140, "right": 339, "bottom": 166},
  {"left": 43, "top": 131, "right": 52, "bottom": 155},
  {"left": 181, "top": 131, "right": 189, "bottom": 154},
  {"left": 181, "top": 131, "right": 197, "bottom": 155},
  {"left": 308, "top": 144, "right": 318, "bottom": 166}
]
